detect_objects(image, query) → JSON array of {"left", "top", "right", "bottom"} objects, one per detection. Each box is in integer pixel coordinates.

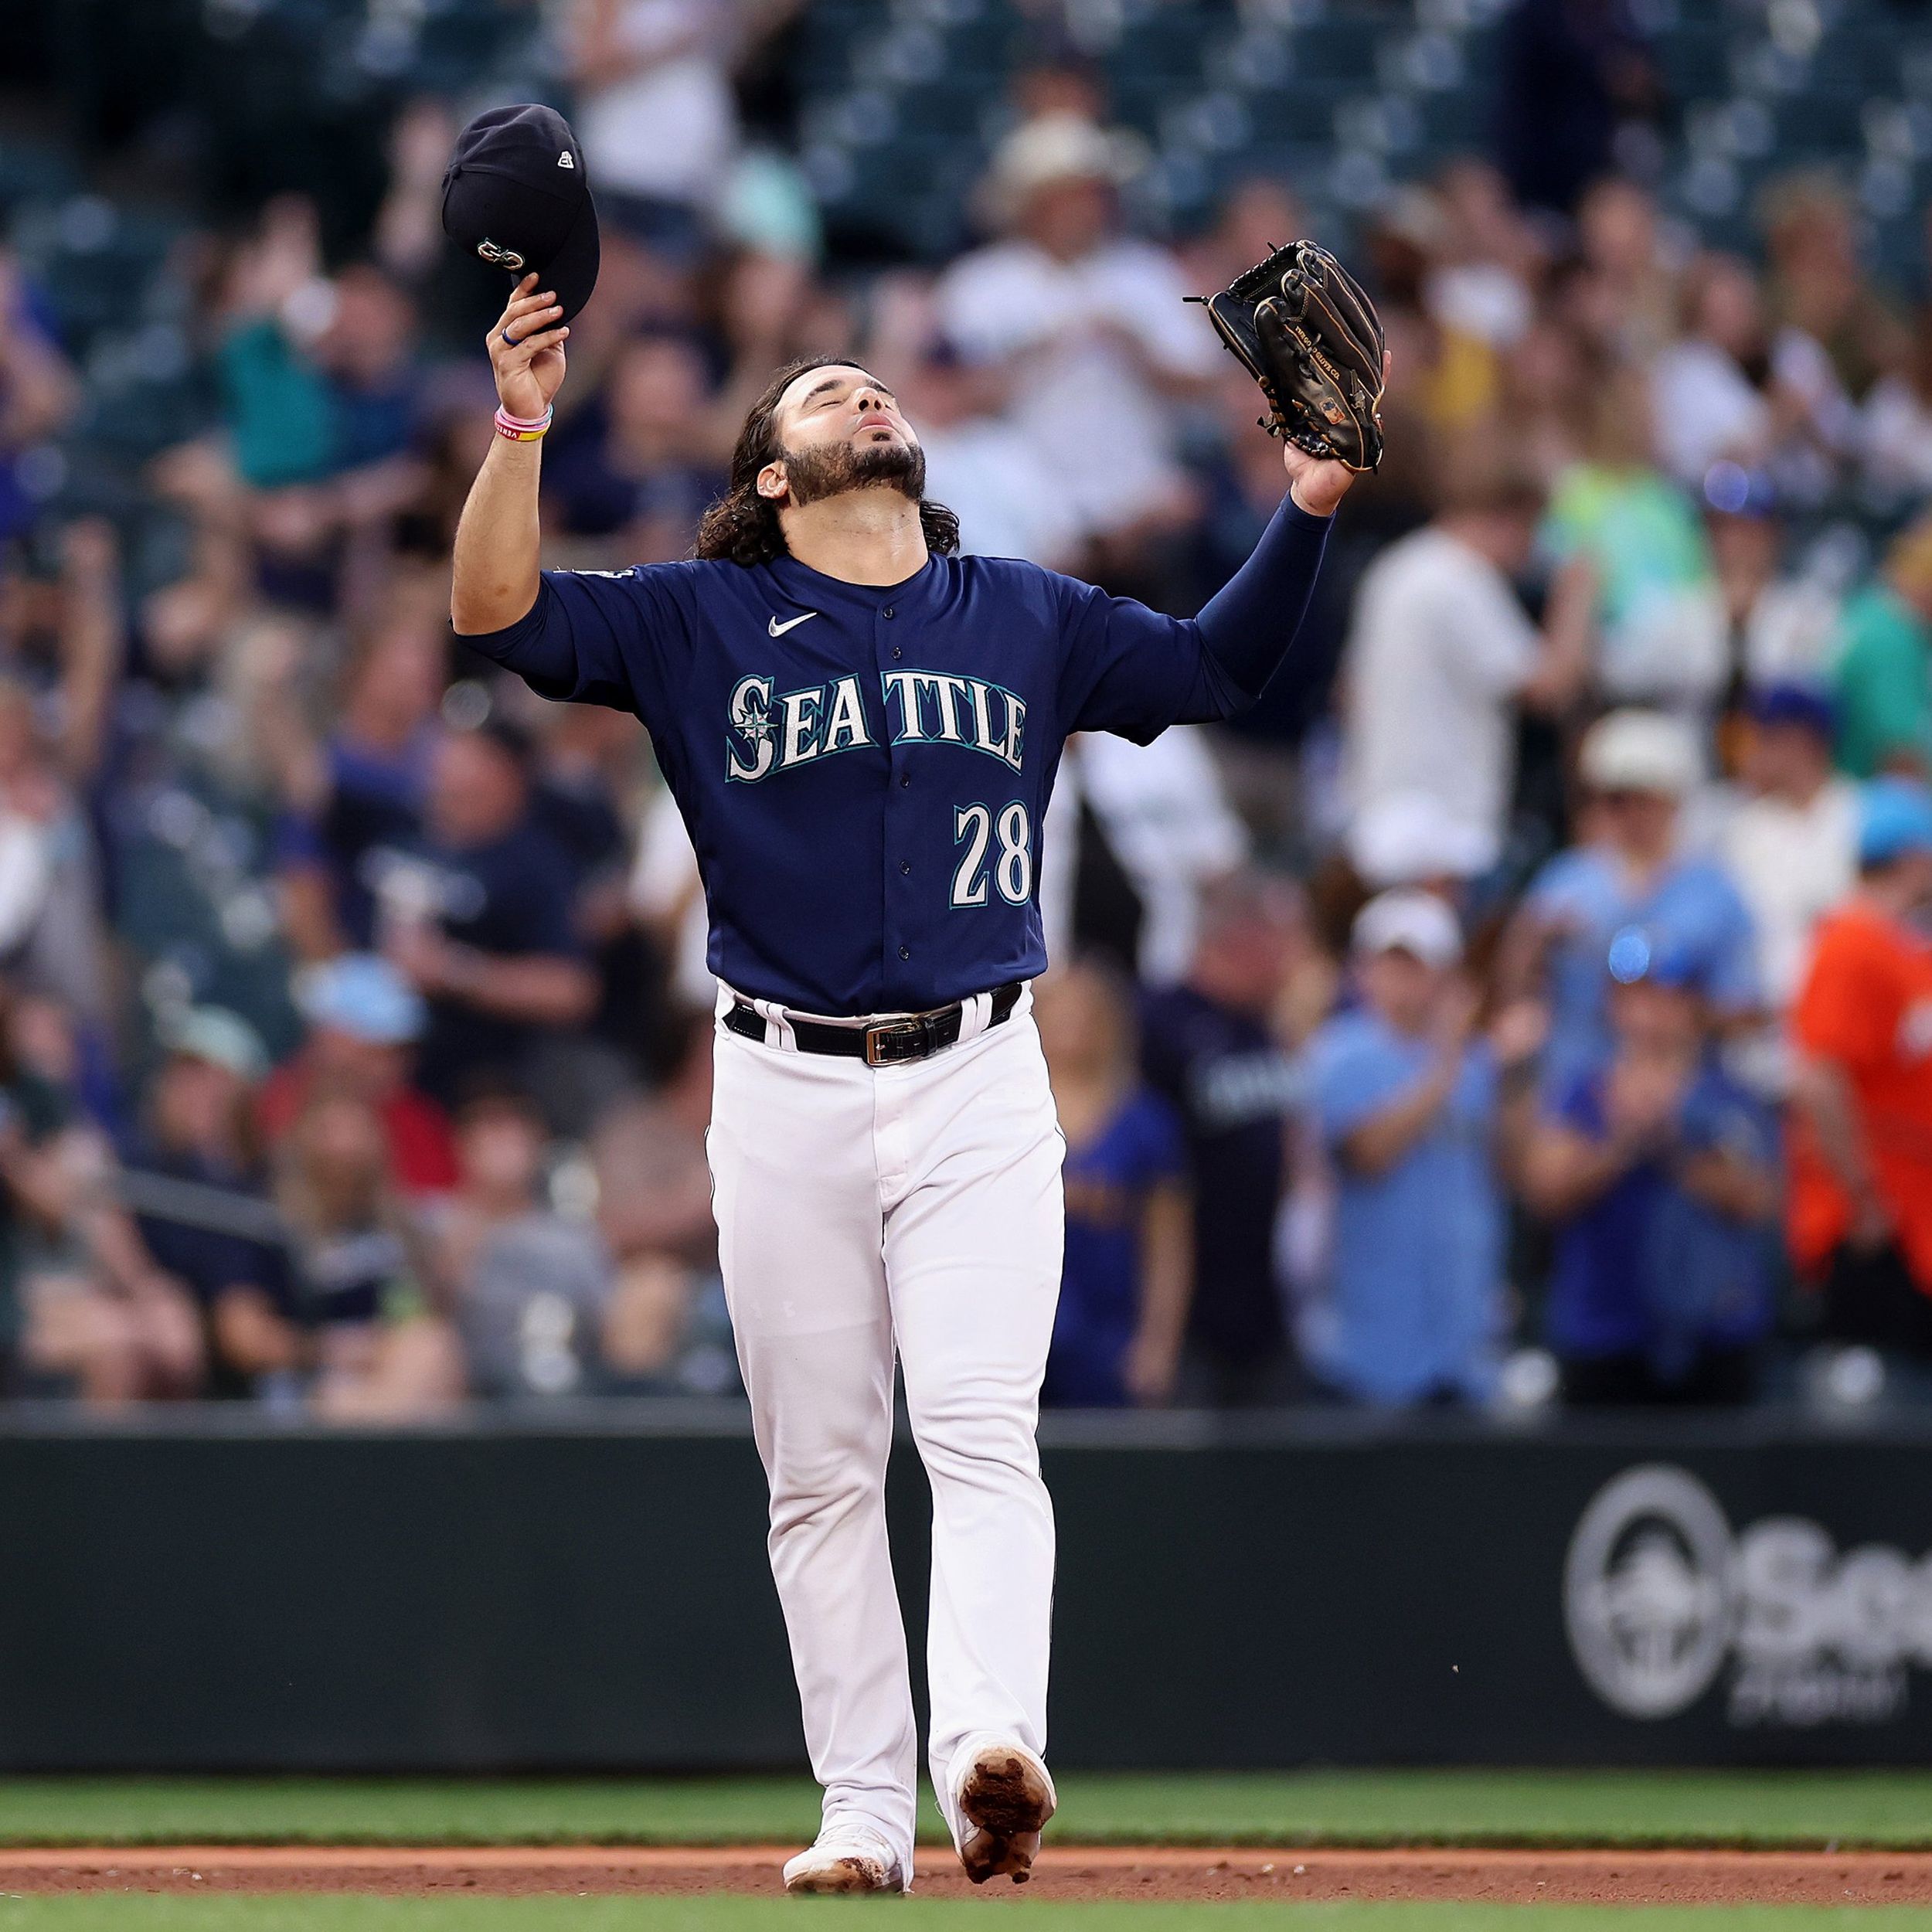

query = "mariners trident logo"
[{"left": 727, "top": 670, "right": 1027, "bottom": 783}]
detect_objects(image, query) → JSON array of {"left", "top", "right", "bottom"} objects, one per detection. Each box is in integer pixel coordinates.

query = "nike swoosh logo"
[{"left": 768, "top": 611, "right": 818, "bottom": 637}]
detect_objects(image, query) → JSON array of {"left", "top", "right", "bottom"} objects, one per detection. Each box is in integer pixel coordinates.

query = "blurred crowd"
[{"left": 6, "top": 0, "right": 1932, "bottom": 1416}]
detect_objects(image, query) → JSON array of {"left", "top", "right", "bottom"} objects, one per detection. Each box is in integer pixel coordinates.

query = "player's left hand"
[{"left": 1284, "top": 349, "right": 1392, "bottom": 517}]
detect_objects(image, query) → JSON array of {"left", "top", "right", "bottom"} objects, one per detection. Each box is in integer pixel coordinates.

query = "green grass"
[
  {"left": 5, "top": 1907, "right": 1932, "bottom": 1932},
  {"left": 5, "top": 1772, "right": 1932, "bottom": 1851}
]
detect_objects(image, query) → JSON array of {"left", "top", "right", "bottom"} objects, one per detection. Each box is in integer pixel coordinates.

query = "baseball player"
[{"left": 450, "top": 264, "right": 1376, "bottom": 1892}]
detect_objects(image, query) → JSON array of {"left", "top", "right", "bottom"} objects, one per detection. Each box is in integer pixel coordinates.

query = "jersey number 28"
[{"left": 952, "top": 802, "right": 1032, "bottom": 907}]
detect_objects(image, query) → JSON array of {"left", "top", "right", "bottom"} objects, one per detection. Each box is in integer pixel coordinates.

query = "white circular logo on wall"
[{"left": 1564, "top": 1465, "right": 1734, "bottom": 1719}]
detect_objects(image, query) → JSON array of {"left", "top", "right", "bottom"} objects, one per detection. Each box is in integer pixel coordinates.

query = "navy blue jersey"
[{"left": 458, "top": 494, "right": 1329, "bottom": 1015}]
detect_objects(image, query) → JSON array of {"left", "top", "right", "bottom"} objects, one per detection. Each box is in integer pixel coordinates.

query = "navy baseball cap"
[
  {"left": 1747, "top": 680, "right": 1836, "bottom": 740},
  {"left": 442, "top": 104, "right": 600, "bottom": 322}
]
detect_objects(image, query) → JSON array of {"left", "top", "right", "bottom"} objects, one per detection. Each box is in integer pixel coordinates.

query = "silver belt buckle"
[{"left": 865, "top": 1019, "right": 913, "bottom": 1066}]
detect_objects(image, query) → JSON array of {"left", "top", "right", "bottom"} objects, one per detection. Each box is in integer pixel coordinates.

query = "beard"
[{"left": 779, "top": 434, "right": 927, "bottom": 508}]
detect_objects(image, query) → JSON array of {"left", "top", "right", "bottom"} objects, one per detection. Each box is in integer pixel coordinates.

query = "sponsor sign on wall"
[{"left": 1566, "top": 1463, "right": 1932, "bottom": 1730}]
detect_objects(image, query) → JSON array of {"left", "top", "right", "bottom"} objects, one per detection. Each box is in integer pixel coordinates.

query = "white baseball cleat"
[
  {"left": 953, "top": 1737, "right": 1056, "bottom": 1885},
  {"left": 781, "top": 1826, "right": 907, "bottom": 1895}
]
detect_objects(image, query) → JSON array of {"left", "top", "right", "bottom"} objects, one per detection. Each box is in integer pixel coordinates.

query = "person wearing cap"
[
  {"left": 1609, "top": 464, "right": 1840, "bottom": 729},
  {"left": 1341, "top": 444, "right": 1596, "bottom": 889},
  {"left": 1304, "top": 891, "right": 1532, "bottom": 1406},
  {"left": 934, "top": 112, "right": 1216, "bottom": 548},
  {"left": 258, "top": 954, "right": 458, "bottom": 1196},
  {"left": 1518, "top": 932, "right": 1778, "bottom": 1404},
  {"left": 1501, "top": 708, "right": 1760, "bottom": 1094},
  {"left": 1787, "top": 777, "right": 1932, "bottom": 1352},
  {"left": 370, "top": 723, "right": 598, "bottom": 1117},
  {"left": 1830, "top": 512, "right": 1932, "bottom": 780},
  {"left": 1716, "top": 682, "right": 1858, "bottom": 1016},
  {"left": 130, "top": 1009, "right": 299, "bottom": 1399}
]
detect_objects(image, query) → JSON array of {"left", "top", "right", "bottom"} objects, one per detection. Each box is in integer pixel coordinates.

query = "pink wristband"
[{"left": 495, "top": 404, "right": 553, "bottom": 442}]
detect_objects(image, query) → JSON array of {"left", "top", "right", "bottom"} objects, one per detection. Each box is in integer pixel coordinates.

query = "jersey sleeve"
[
  {"left": 1055, "top": 494, "right": 1330, "bottom": 743},
  {"left": 453, "top": 566, "right": 693, "bottom": 722}
]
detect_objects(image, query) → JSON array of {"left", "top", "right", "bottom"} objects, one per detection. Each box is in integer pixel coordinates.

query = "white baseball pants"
[{"left": 707, "top": 982, "right": 1063, "bottom": 1872}]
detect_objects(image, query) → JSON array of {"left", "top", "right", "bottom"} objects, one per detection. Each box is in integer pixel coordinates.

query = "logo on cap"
[
  {"left": 476, "top": 237, "right": 526, "bottom": 270},
  {"left": 558, "top": 151, "right": 575, "bottom": 168}
]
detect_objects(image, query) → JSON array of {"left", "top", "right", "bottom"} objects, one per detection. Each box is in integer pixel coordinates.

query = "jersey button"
[
  {"left": 900, "top": 861, "right": 911, "bottom": 875},
  {"left": 900, "top": 774, "right": 910, "bottom": 788},
  {"left": 898, "top": 945, "right": 910, "bottom": 959},
  {"left": 891, "top": 645, "right": 903, "bottom": 660},
  {"left": 883, "top": 607, "right": 896, "bottom": 619}
]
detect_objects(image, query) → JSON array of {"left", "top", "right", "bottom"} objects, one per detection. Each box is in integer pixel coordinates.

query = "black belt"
[{"left": 724, "top": 981, "right": 1023, "bottom": 1066}]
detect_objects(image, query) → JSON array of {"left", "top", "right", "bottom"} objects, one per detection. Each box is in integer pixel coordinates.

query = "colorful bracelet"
[{"left": 494, "top": 405, "right": 553, "bottom": 443}]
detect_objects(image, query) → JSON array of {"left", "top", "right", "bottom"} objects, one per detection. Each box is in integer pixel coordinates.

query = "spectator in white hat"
[
  {"left": 936, "top": 114, "right": 1214, "bottom": 551},
  {"left": 1500, "top": 709, "right": 1760, "bottom": 1093},
  {"left": 1303, "top": 892, "right": 1535, "bottom": 1406}
]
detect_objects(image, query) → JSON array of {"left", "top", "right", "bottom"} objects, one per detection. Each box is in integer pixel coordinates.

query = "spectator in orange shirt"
[{"left": 1789, "top": 778, "right": 1932, "bottom": 1352}]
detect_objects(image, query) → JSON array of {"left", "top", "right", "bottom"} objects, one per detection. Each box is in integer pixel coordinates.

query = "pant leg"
[
  {"left": 707, "top": 1023, "right": 917, "bottom": 1865},
  {"left": 878, "top": 1010, "right": 1063, "bottom": 1839}
]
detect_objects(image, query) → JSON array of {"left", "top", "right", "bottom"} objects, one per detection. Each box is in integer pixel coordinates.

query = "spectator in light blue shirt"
[
  {"left": 1306, "top": 891, "right": 1535, "bottom": 1406},
  {"left": 1501, "top": 709, "right": 1760, "bottom": 1094}
]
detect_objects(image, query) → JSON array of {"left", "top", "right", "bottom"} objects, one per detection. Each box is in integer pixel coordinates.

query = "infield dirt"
[{"left": 4, "top": 1846, "right": 1932, "bottom": 1906}]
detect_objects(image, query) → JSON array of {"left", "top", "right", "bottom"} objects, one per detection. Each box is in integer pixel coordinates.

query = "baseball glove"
[{"left": 1191, "top": 240, "right": 1386, "bottom": 472}]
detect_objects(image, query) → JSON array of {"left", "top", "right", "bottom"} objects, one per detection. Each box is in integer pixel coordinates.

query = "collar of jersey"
[{"left": 767, "top": 548, "right": 938, "bottom": 612}]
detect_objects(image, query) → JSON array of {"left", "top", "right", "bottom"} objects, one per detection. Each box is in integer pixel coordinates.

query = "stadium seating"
[
  {"left": 796, "top": 0, "right": 1932, "bottom": 287},
  {"left": 5, "top": 0, "right": 1930, "bottom": 560}
]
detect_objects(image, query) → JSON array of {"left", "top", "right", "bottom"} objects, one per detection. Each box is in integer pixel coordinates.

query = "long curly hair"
[{"left": 692, "top": 354, "right": 961, "bottom": 567}]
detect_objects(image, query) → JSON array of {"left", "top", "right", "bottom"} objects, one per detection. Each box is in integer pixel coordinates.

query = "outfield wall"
[{"left": 3, "top": 1404, "right": 1930, "bottom": 1770}]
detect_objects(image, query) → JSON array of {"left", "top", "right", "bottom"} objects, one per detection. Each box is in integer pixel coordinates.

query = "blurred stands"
[
  {"left": 5, "top": 0, "right": 1932, "bottom": 1414},
  {"left": 792, "top": 0, "right": 1932, "bottom": 281},
  {"left": 2, "top": 0, "right": 1928, "bottom": 541}
]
